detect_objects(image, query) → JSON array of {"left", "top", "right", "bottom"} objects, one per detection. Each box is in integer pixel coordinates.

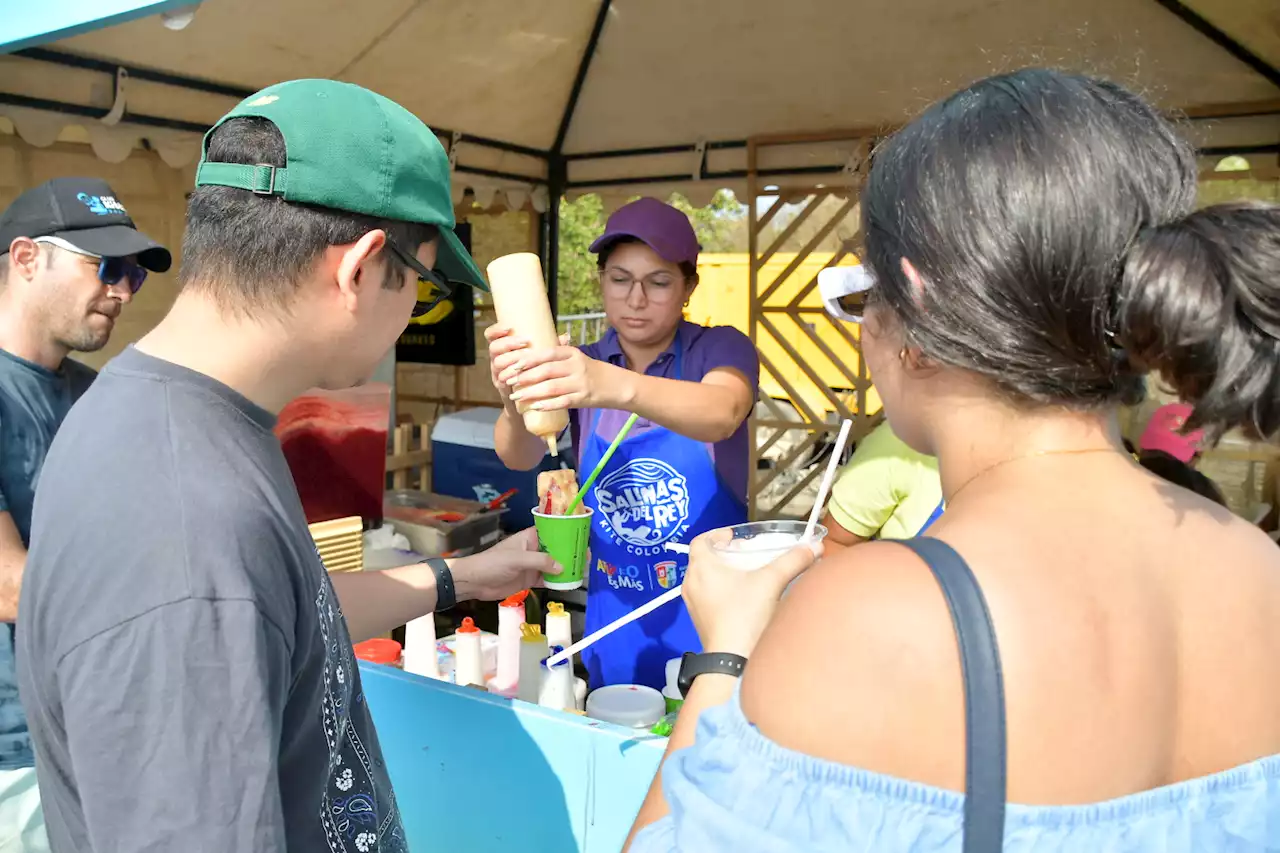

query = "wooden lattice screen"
[{"left": 746, "top": 131, "right": 881, "bottom": 520}]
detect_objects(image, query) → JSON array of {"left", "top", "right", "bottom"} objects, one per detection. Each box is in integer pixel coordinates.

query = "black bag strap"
[{"left": 898, "top": 537, "right": 1007, "bottom": 853}]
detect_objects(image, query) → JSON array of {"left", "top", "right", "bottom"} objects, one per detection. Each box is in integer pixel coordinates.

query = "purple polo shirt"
[{"left": 569, "top": 321, "right": 760, "bottom": 503}]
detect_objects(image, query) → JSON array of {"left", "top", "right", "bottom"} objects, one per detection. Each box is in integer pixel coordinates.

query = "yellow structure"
[{"left": 687, "top": 253, "right": 882, "bottom": 418}]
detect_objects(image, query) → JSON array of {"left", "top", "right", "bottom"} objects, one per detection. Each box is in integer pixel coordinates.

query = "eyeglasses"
[
  {"left": 598, "top": 268, "right": 684, "bottom": 305},
  {"left": 34, "top": 236, "right": 147, "bottom": 294},
  {"left": 384, "top": 237, "right": 454, "bottom": 318}
]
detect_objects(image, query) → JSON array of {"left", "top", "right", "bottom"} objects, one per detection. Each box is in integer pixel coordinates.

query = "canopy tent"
[
  {"left": 3, "top": 0, "right": 1278, "bottom": 303},
  {"left": 3, "top": 1, "right": 1278, "bottom": 187},
  {"left": 3, "top": 0, "right": 1279, "bottom": 517}
]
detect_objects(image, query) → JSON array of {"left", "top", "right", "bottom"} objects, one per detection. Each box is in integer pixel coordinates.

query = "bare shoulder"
[
  {"left": 1155, "top": 482, "right": 1280, "bottom": 580},
  {"left": 741, "top": 539, "right": 969, "bottom": 790}
]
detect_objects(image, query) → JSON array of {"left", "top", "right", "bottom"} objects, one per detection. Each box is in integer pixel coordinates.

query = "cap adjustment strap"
[{"left": 194, "top": 162, "right": 289, "bottom": 197}]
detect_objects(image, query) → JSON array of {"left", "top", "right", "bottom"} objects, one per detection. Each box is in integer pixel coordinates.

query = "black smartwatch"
[
  {"left": 424, "top": 558, "right": 456, "bottom": 611},
  {"left": 677, "top": 651, "right": 747, "bottom": 697}
]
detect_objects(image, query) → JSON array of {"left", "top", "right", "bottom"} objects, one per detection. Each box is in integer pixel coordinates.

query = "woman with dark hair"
[
  {"left": 626, "top": 69, "right": 1280, "bottom": 851},
  {"left": 488, "top": 198, "right": 759, "bottom": 691}
]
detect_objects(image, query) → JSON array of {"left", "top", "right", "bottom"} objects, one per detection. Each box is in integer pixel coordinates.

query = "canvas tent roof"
[{"left": 1, "top": 0, "right": 1278, "bottom": 212}]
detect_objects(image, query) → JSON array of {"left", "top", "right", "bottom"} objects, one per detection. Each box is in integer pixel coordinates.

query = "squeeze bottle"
[
  {"left": 487, "top": 253, "right": 569, "bottom": 456},
  {"left": 454, "top": 617, "right": 485, "bottom": 688}
]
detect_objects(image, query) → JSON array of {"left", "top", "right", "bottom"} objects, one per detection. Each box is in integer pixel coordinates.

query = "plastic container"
[
  {"left": 403, "top": 614, "right": 439, "bottom": 679},
  {"left": 663, "top": 657, "right": 684, "bottom": 712},
  {"left": 711, "top": 520, "right": 828, "bottom": 572},
  {"left": 545, "top": 601, "right": 573, "bottom": 652},
  {"left": 454, "top": 617, "right": 485, "bottom": 688},
  {"left": 353, "top": 638, "right": 403, "bottom": 668},
  {"left": 539, "top": 645, "right": 575, "bottom": 711},
  {"left": 586, "top": 684, "right": 666, "bottom": 730},
  {"left": 487, "top": 253, "right": 571, "bottom": 454},
  {"left": 532, "top": 508, "right": 592, "bottom": 591},
  {"left": 489, "top": 591, "right": 528, "bottom": 697},
  {"left": 517, "top": 623, "right": 549, "bottom": 704}
]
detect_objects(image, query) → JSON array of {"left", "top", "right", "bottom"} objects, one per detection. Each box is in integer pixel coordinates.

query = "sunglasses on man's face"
[
  {"left": 96, "top": 256, "right": 148, "bottom": 294},
  {"left": 384, "top": 238, "right": 453, "bottom": 318},
  {"left": 33, "top": 237, "right": 148, "bottom": 294}
]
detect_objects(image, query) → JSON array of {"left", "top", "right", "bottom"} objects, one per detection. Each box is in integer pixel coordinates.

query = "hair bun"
[{"left": 1117, "top": 201, "right": 1280, "bottom": 440}]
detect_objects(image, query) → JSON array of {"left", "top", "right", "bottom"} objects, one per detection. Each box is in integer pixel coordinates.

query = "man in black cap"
[{"left": 0, "top": 177, "right": 169, "bottom": 851}]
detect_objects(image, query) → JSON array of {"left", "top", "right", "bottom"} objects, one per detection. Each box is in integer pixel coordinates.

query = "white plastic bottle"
[{"left": 487, "top": 253, "right": 570, "bottom": 456}]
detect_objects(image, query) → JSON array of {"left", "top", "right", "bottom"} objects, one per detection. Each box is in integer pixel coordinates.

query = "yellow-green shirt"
[{"left": 826, "top": 422, "right": 942, "bottom": 540}]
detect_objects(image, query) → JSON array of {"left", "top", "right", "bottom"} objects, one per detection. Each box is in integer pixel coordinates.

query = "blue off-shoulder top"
[{"left": 630, "top": 687, "right": 1280, "bottom": 852}]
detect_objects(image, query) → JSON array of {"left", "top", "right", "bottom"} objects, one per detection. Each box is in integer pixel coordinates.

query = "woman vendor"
[{"left": 488, "top": 197, "right": 759, "bottom": 690}]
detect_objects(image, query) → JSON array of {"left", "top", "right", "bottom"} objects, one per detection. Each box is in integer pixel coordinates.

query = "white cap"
[
  {"left": 818, "top": 265, "right": 874, "bottom": 323},
  {"left": 665, "top": 657, "right": 682, "bottom": 695},
  {"left": 586, "top": 684, "right": 665, "bottom": 729}
]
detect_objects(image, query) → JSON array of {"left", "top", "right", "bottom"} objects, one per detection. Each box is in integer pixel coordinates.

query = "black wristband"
[
  {"left": 677, "top": 651, "right": 747, "bottom": 697},
  {"left": 425, "top": 558, "right": 456, "bottom": 611}
]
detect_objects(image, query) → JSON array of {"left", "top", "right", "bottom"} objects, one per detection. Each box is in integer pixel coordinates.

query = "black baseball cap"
[{"left": 0, "top": 178, "right": 171, "bottom": 272}]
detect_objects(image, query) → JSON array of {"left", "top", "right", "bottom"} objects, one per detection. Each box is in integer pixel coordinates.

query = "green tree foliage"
[
  {"left": 556, "top": 193, "right": 606, "bottom": 316},
  {"left": 556, "top": 190, "right": 747, "bottom": 315}
]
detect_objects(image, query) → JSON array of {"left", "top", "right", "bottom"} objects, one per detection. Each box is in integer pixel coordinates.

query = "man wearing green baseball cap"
[{"left": 16, "top": 80, "right": 558, "bottom": 852}]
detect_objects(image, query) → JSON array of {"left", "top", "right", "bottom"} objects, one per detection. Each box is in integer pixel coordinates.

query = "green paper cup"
[{"left": 532, "top": 507, "right": 593, "bottom": 591}]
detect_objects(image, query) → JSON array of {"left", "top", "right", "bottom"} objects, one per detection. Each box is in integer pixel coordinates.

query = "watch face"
[{"left": 676, "top": 651, "right": 697, "bottom": 698}]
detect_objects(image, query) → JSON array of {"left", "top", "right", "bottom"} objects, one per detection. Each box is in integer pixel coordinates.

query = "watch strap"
[
  {"left": 677, "top": 651, "right": 747, "bottom": 696},
  {"left": 425, "top": 558, "right": 456, "bottom": 611}
]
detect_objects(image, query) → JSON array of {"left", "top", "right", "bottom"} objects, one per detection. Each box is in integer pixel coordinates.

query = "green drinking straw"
[{"left": 564, "top": 412, "right": 640, "bottom": 515}]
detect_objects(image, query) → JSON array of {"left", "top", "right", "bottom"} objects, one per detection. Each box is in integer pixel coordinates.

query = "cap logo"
[
  {"left": 76, "top": 192, "right": 126, "bottom": 217},
  {"left": 247, "top": 95, "right": 278, "bottom": 107}
]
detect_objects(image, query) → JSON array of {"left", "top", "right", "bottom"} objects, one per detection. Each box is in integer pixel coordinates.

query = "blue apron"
[{"left": 579, "top": 340, "right": 748, "bottom": 690}]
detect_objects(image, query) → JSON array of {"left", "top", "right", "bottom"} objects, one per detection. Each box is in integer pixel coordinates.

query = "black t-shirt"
[
  {"left": 0, "top": 348, "right": 95, "bottom": 771},
  {"left": 18, "top": 347, "right": 406, "bottom": 852}
]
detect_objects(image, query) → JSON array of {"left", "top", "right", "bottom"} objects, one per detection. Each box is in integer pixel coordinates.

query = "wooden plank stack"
[{"left": 308, "top": 516, "right": 364, "bottom": 573}]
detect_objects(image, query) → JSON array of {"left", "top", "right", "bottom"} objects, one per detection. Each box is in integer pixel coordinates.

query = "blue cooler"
[{"left": 431, "top": 407, "right": 572, "bottom": 532}]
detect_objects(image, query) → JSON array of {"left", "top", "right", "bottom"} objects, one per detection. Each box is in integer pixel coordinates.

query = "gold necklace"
[{"left": 945, "top": 447, "right": 1126, "bottom": 505}]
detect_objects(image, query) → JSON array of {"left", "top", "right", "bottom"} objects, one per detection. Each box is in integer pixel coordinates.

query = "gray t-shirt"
[
  {"left": 17, "top": 348, "right": 406, "bottom": 852},
  {"left": 0, "top": 348, "right": 95, "bottom": 771}
]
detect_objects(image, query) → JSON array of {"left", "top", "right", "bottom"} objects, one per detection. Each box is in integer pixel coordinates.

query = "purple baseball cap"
[{"left": 589, "top": 197, "right": 701, "bottom": 266}]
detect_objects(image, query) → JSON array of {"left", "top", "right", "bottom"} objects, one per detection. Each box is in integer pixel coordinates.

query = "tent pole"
[
  {"left": 9, "top": 48, "right": 550, "bottom": 162},
  {"left": 552, "top": 0, "right": 613, "bottom": 156},
  {"left": 544, "top": 156, "right": 566, "bottom": 317},
  {"left": 1149, "top": 0, "right": 1280, "bottom": 89}
]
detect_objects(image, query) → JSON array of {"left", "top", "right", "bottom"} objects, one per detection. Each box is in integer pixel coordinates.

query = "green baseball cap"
[{"left": 194, "top": 79, "right": 486, "bottom": 291}]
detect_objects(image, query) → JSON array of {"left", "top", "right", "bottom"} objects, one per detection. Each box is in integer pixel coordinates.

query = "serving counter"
[{"left": 360, "top": 662, "right": 665, "bottom": 852}]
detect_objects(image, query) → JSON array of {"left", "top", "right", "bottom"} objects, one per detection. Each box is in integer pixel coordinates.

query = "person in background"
[
  {"left": 816, "top": 265, "right": 943, "bottom": 551},
  {"left": 627, "top": 68, "right": 1280, "bottom": 851},
  {"left": 16, "top": 81, "right": 555, "bottom": 853},
  {"left": 1136, "top": 402, "right": 1227, "bottom": 507},
  {"left": 0, "top": 178, "right": 170, "bottom": 853},
  {"left": 820, "top": 420, "right": 943, "bottom": 552},
  {"left": 488, "top": 197, "right": 759, "bottom": 691}
]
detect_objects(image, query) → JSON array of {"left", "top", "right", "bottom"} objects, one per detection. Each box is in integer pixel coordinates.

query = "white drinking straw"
[
  {"left": 545, "top": 585, "right": 683, "bottom": 668},
  {"left": 547, "top": 419, "right": 853, "bottom": 668},
  {"left": 804, "top": 419, "right": 853, "bottom": 542}
]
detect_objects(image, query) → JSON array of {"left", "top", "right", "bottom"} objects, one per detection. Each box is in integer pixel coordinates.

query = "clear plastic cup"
[{"left": 710, "top": 520, "right": 827, "bottom": 572}]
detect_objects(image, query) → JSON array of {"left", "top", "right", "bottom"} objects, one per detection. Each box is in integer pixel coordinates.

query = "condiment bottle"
[{"left": 487, "top": 252, "right": 570, "bottom": 456}]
